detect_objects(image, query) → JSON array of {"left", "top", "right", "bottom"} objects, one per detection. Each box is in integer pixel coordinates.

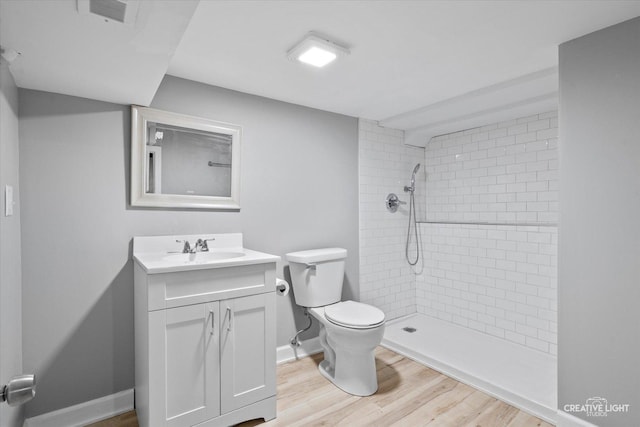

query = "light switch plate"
[{"left": 5, "top": 185, "right": 13, "bottom": 216}]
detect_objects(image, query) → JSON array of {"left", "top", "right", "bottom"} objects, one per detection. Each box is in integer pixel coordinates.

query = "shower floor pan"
[{"left": 382, "top": 313, "right": 556, "bottom": 424}]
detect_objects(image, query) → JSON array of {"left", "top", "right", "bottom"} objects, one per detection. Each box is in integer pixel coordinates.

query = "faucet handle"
[
  {"left": 176, "top": 239, "right": 192, "bottom": 253},
  {"left": 201, "top": 238, "right": 215, "bottom": 252}
]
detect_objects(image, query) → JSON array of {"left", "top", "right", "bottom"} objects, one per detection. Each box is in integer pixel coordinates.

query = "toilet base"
[
  {"left": 314, "top": 319, "right": 382, "bottom": 397},
  {"left": 317, "top": 357, "right": 378, "bottom": 397},
  {"left": 317, "top": 360, "right": 335, "bottom": 385}
]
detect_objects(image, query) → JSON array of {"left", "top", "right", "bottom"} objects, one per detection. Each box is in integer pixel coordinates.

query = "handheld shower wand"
[{"left": 404, "top": 163, "right": 421, "bottom": 193}]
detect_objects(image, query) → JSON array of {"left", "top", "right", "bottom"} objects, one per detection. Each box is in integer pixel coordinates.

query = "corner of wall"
[{"left": 0, "top": 59, "right": 24, "bottom": 427}]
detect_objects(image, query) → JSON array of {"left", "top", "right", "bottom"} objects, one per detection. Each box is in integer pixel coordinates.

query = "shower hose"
[{"left": 405, "top": 189, "right": 420, "bottom": 265}]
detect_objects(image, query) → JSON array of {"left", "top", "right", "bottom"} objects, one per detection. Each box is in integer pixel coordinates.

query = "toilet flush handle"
[{"left": 305, "top": 263, "right": 317, "bottom": 270}]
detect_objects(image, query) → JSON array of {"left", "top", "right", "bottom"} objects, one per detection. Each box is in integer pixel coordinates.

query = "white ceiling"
[
  {"left": 2, "top": 1, "right": 640, "bottom": 142},
  {"left": 0, "top": 0, "right": 199, "bottom": 105}
]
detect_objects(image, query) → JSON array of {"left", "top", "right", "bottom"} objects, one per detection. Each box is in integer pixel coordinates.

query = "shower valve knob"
[{"left": 386, "top": 193, "right": 405, "bottom": 213}]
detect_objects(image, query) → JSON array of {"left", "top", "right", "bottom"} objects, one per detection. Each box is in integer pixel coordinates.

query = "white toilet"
[{"left": 286, "top": 248, "right": 386, "bottom": 396}]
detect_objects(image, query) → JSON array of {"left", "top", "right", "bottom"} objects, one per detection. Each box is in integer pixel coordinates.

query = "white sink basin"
[
  {"left": 133, "top": 234, "right": 280, "bottom": 273},
  {"left": 163, "top": 251, "right": 246, "bottom": 264}
]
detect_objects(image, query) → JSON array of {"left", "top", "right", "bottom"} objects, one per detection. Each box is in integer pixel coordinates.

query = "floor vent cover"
[{"left": 402, "top": 326, "right": 417, "bottom": 333}]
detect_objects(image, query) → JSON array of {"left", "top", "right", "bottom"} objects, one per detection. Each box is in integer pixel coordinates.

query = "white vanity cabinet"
[
  {"left": 133, "top": 234, "right": 279, "bottom": 427},
  {"left": 148, "top": 302, "right": 221, "bottom": 427},
  {"left": 219, "top": 293, "right": 276, "bottom": 415}
]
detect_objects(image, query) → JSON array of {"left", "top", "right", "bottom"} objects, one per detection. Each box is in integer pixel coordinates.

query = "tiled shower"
[{"left": 359, "top": 111, "right": 558, "bottom": 355}]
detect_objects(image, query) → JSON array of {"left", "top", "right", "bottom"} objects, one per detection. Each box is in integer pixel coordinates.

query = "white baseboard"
[
  {"left": 555, "top": 410, "right": 599, "bottom": 427},
  {"left": 276, "top": 337, "right": 322, "bottom": 364},
  {"left": 23, "top": 389, "right": 133, "bottom": 427}
]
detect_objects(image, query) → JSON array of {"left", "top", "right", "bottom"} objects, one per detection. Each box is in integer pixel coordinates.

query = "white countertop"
[
  {"left": 132, "top": 233, "right": 280, "bottom": 274},
  {"left": 134, "top": 248, "right": 280, "bottom": 274}
]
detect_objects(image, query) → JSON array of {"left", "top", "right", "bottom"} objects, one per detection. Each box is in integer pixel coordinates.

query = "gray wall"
[
  {"left": 0, "top": 61, "right": 23, "bottom": 426},
  {"left": 19, "top": 76, "right": 358, "bottom": 417},
  {"left": 558, "top": 17, "right": 640, "bottom": 426}
]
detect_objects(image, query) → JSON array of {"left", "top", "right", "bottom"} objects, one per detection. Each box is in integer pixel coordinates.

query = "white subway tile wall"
[
  {"left": 425, "top": 111, "right": 559, "bottom": 224},
  {"left": 417, "top": 223, "right": 558, "bottom": 355},
  {"left": 359, "top": 119, "right": 424, "bottom": 320},
  {"left": 418, "top": 111, "right": 558, "bottom": 355}
]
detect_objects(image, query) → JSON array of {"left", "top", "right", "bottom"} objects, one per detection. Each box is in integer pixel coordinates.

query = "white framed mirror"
[{"left": 131, "top": 106, "right": 241, "bottom": 209}]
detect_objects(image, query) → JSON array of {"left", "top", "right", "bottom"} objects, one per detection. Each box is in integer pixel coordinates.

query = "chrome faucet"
[
  {"left": 199, "top": 238, "right": 215, "bottom": 252},
  {"left": 177, "top": 239, "right": 193, "bottom": 253},
  {"left": 176, "top": 238, "right": 216, "bottom": 253}
]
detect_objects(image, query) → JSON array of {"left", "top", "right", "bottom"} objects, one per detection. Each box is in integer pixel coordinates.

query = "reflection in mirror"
[
  {"left": 131, "top": 106, "right": 241, "bottom": 209},
  {"left": 146, "top": 123, "right": 232, "bottom": 197}
]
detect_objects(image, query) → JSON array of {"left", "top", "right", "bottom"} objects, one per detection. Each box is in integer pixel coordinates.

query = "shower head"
[{"left": 413, "top": 163, "right": 421, "bottom": 175}]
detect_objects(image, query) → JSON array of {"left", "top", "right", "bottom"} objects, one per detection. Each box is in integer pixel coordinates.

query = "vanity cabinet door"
[
  {"left": 220, "top": 292, "right": 276, "bottom": 414},
  {"left": 149, "top": 302, "right": 220, "bottom": 427}
]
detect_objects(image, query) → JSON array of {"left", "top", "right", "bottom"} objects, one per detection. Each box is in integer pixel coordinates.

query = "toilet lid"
[{"left": 324, "top": 301, "right": 385, "bottom": 329}]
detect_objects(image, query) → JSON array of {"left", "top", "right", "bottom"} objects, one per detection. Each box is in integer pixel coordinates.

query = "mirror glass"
[{"left": 131, "top": 106, "right": 241, "bottom": 209}]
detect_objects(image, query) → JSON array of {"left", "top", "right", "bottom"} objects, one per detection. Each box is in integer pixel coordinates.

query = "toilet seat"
[{"left": 324, "top": 300, "right": 385, "bottom": 329}]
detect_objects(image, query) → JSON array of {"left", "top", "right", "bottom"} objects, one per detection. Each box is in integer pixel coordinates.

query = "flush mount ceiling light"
[{"left": 287, "top": 32, "right": 350, "bottom": 68}]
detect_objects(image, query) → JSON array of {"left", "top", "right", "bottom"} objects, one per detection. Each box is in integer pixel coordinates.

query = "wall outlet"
[{"left": 5, "top": 185, "right": 14, "bottom": 216}]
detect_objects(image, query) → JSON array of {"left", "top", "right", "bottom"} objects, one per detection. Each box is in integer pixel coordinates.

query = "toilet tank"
[{"left": 286, "top": 248, "right": 347, "bottom": 307}]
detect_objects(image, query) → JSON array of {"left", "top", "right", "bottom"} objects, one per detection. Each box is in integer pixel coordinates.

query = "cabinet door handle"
[
  {"left": 209, "top": 310, "right": 214, "bottom": 335},
  {"left": 226, "top": 307, "right": 232, "bottom": 332}
]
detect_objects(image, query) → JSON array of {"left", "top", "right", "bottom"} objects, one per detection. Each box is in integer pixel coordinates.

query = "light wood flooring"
[{"left": 90, "top": 347, "right": 554, "bottom": 427}]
